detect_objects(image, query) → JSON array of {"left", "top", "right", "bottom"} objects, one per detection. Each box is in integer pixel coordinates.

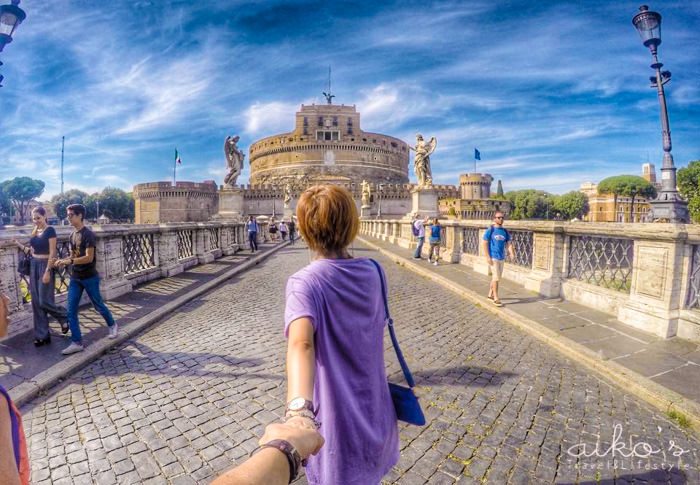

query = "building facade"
[{"left": 248, "top": 104, "right": 410, "bottom": 186}]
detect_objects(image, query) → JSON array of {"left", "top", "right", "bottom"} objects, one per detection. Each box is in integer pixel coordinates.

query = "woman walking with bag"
[
  {"left": 12, "top": 207, "right": 68, "bottom": 346},
  {"left": 284, "top": 185, "right": 399, "bottom": 484}
]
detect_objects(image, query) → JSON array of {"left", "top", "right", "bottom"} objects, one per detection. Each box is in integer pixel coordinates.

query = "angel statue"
[
  {"left": 361, "top": 179, "right": 371, "bottom": 207},
  {"left": 409, "top": 134, "right": 437, "bottom": 187},
  {"left": 223, "top": 135, "right": 245, "bottom": 187},
  {"left": 283, "top": 183, "right": 292, "bottom": 209}
]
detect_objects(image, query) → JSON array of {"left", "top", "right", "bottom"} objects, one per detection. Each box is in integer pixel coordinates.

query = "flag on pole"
[
  {"left": 175, "top": 149, "right": 181, "bottom": 164},
  {"left": 474, "top": 148, "right": 481, "bottom": 160}
]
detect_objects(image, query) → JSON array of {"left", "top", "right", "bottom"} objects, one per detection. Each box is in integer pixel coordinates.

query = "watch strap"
[{"left": 254, "top": 439, "right": 301, "bottom": 483}]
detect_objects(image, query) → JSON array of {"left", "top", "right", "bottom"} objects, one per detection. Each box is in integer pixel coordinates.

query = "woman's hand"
[
  {"left": 41, "top": 271, "right": 51, "bottom": 285},
  {"left": 260, "top": 422, "right": 324, "bottom": 460}
]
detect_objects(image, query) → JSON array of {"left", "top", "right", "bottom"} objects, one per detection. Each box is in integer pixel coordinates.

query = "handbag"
[
  {"left": 369, "top": 259, "right": 426, "bottom": 426},
  {"left": 17, "top": 251, "right": 31, "bottom": 276}
]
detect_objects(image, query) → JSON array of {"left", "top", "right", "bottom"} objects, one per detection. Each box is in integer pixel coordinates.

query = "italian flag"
[{"left": 175, "top": 149, "right": 181, "bottom": 165}]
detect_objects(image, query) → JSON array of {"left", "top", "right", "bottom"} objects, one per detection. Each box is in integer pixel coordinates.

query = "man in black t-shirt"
[{"left": 55, "top": 204, "right": 118, "bottom": 355}]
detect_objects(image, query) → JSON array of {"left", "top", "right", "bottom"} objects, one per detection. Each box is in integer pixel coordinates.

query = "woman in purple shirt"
[{"left": 284, "top": 185, "right": 399, "bottom": 484}]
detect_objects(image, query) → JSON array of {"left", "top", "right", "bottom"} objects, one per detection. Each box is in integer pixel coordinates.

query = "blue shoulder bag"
[{"left": 369, "top": 259, "right": 426, "bottom": 426}]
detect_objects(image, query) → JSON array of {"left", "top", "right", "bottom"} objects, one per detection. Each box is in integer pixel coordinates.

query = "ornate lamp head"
[{"left": 633, "top": 5, "right": 662, "bottom": 50}]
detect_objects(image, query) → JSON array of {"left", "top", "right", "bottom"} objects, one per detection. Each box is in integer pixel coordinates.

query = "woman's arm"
[
  {"left": 286, "top": 317, "right": 315, "bottom": 403},
  {"left": 48, "top": 237, "right": 57, "bottom": 270},
  {"left": 0, "top": 397, "right": 21, "bottom": 485}
]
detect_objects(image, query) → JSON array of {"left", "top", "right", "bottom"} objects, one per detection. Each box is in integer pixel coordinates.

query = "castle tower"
[
  {"left": 459, "top": 173, "right": 493, "bottom": 200},
  {"left": 248, "top": 104, "right": 409, "bottom": 186}
]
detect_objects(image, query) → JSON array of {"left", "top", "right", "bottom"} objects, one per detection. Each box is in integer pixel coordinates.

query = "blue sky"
[{"left": 1, "top": 0, "right": 699, "bottom": 200}]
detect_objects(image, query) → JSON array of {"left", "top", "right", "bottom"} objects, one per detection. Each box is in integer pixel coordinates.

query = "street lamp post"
[
  {"left": 632, "top": 5, "right": 689, "bottom": 223},
  {"left": 0, "top": 0, "right": 27, "bottom": 87}
]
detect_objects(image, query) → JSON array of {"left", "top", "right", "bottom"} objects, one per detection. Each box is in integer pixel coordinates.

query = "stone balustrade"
[
  {"left": 0, "top": 221, "right": 268, "bottom": 338},
  {"left": 361, "top": 218, "right": 700, "bottom": 343}
]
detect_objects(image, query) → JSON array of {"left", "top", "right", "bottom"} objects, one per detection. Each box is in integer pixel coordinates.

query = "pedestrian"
[
  {"left": 481, "top": 211, "right": 515, "bottom": 307},
  {"left": 269, "top": 219, "right": 278, "bottom": 242},
  {"left": 412, "top": 214, "right": 428, "bottom": 259},
  {"left": 12, "top": 207, "right": 68, "bottom": 346},
  {"left": 285, "top": 184, "right": 399, "bottom": 485},
  {"left": 279, "top": 220, "right": 288, "bottom": 241},
  {"left": 0, "top": 293, "right": 30, "bottom": 485},
  {"left": 288, "top": 218, "right": 296, "bottom": 245},
  {"left": 428, "top": 217, "right": 441, "bottom": 265},
  {"left": 54, "top": 204, "right": 118, "bottom": 355},
  {"left": 246, "top": 216, "right": 259, "bottom": 252}
]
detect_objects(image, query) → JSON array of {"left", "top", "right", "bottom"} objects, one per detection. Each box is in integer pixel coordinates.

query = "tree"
[
  {"left": 677, "top": 160, "right": 700, "bottom": 223},
  {"left": 0, "top": 182, "right": 12, "bottom": 217},
  {"left": 96, "top": 187, "right": 134, "bottom": 221},
  {"left": 598, "top": 175, "right": 656, "bottom": 222},
  {"left": 50, "top": 189, "right": 88, "bottom": 220},
  {"left": 553, "top": 191, "right": 589, "bottom": 220},
  {"left": 495, "top": 180, "right": 504, "bottom": 199},
  {"left": 2, "top": 177, "right": 45, "bottom": 225},
  {"left": 504, "top": 189, "right": 554, "bottom": 220}
]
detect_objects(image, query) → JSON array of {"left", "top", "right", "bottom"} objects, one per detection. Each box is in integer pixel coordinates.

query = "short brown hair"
[{"left": 296, "top": 185, "right": 359, "bottom": 254}]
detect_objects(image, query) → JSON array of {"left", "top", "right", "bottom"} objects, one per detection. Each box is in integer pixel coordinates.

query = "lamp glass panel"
[
  {"left": 635, "top": 13, "right": 661, "bottom": 44},
  {"left": 0, "top": 10, "right": 19, "bottom": 36}
]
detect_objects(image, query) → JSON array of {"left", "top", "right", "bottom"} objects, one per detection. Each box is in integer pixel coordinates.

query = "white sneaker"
[
  {"left": 433, "top": 261, "right": 438, "bottom": 266},
  {"left": 62, "top": 342, "right": 84, "bottom": 355},
  {"left": 108, "top": 323, "right": 118, "bottom": 339}
]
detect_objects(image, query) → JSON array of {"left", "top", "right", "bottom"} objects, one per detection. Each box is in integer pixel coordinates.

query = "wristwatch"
[{"left": 286, "top": 397, "right": 314, "bottom": 414}]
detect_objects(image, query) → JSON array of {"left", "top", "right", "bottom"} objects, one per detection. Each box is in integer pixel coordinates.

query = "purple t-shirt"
[{"left": 285, "top": 257, "right": 399, "bottom": 485}]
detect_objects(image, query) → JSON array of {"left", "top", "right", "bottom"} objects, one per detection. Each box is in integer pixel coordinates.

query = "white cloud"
[{"left": 243, "top": 101, "right": 305, "bottom": 136}]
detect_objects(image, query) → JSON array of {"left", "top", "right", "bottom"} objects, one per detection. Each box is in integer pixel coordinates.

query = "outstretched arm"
[{"left": 286, "top": 317, "right": 315, "bottom": 404}]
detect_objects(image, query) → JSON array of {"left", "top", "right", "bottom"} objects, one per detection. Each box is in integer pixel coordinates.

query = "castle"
[{"left": 134, "top": 101, "right": 508, "bottom": 223}]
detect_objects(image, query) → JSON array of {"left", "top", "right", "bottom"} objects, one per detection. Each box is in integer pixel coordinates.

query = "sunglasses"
[
  {"left": 67, "top": 213, "right": 76, "bottom": 218},
  {"left": 495, "top": 216, "right": 504, "bottom": 219}
]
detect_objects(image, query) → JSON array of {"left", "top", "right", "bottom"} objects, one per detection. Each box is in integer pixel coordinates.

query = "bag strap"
[{"left": 369, "top": 259, "right": 416, "bottom": 388}]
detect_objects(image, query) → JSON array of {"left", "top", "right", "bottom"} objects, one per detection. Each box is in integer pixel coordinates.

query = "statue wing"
[{"left": 427, "top": 137, "right": 437, "bottom": 155}]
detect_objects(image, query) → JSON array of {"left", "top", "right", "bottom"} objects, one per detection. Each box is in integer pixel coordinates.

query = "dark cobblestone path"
[{"left": 21, "top": 244, "right": 700, "bottom": 484}]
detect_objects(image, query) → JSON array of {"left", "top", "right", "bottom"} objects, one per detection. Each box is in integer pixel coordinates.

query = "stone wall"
[
  {"left": 134, "top": 182, "right": 219, "bottom": 223},
  {"left": 0, "top": 221, "right": 270, "bottom": 340},
  {"left": 361, "top": 218, "right": 700, "bottom": 343}
]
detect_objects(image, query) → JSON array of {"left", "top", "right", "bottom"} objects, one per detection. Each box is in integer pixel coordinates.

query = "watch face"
[{"left": 288, "top": 397, "right": 306, "bottom": 411}]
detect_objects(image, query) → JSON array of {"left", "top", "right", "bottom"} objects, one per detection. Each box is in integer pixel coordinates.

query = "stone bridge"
[{"left": 1, "top": 222, "right": 699, "bottom": 483}]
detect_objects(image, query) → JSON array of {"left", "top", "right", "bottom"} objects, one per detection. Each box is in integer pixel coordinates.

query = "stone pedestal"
[
  {"left": 360, "top": 205, "right": 371, "bottom": 219},
  {"left": 283, "top": 206, "right": 295, "bottom": 221},
  {"left": 216, "top": 187, "right": 245, "bottom": 220},
  {"left": 618, "top": 240, "right": 684, "bottom": 338},
  {"left": 408, "top": 187, "right": 439, "bottom": 218}
]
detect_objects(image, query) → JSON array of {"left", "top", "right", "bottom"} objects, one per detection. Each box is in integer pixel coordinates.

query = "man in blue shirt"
[
  {"left": 481, "top": 212, "right": 515, "bottom": 307},
  {"left": 246, "top": 216, "right": 259, "bottom": 252}
]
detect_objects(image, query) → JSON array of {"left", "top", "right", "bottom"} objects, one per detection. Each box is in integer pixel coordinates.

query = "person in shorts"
[
  {"left": 481, "top": 212, "right": 515, "bottom": 307},
  {"left": 428, "top": 217, "right": 441, "bottom": 265}
]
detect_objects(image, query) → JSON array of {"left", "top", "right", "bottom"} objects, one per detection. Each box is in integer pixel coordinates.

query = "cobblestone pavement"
[{"left": 21, "top": 243, "right": 700, "bottom": 484}]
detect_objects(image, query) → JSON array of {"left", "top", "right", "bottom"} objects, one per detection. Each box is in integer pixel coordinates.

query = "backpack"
[{"left": 411, "top": 221, "right": 420, "bottom": 236}]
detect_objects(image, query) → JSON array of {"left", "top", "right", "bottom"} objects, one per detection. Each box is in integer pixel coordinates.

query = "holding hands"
[{"left": 260, "top": 422, "right": 324, "bottom": 460}]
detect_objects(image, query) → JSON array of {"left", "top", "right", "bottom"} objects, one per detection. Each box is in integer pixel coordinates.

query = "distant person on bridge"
[
  {"left": 246, "top": 216, "right": 259, "bottom": 252},
  {"left": 428, "top": 217, "right": 442, "bottom": 265},
  {"left": 284, "top": 184, "right": 399, "bottom": 485},
  {"left": 287, "top": 218, "right": 296, "bottom": 245},
  {"left": 279, "top": 220, "right": 288, "bottom": 241},
  {"left": 482, "top": 211, "right": 515, "bottom": 307},
  {"left": 55, "top": 204, "right": 118, "bottom": 355}
]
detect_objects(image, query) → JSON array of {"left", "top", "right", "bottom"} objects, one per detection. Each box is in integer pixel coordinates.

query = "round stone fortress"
[{"left": 249, "top": 104, "right": 409, "bottom": 186}]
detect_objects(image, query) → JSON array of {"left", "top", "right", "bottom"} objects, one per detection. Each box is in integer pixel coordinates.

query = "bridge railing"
[
  {"left": 0, "top": 221, "right": 267, "bottom": 337},
  {"left": 360, "top": 218, "right": 700, "bottom": 343}
]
